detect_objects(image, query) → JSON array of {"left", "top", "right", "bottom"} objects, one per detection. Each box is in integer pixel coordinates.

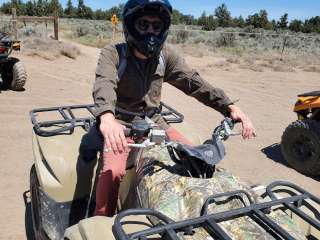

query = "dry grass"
[
  {"left": 60, "top": 43, "right": 81, "bottom": 59},
  {"left": 6, "top": 17, "right": 319, "bottom": 73},
  {"left": 226, "top": 57, "right": 240, "bottom": 64},
  {"left": 239, "top": 63, "right": 264, "bottom": 72},
  {"left": 303, "top": 65, "right": 320, "bottom": 73},
  {"left": 22, "top": 38, "right": 81, "bottom": 60}
]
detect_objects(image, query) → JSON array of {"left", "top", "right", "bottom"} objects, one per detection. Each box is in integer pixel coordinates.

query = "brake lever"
[
  {"left": 214, "top": 118, "right": 241, "bottom": 141},
  {"left": 127, "top": 139, "right": 156, "bottom": 149}
]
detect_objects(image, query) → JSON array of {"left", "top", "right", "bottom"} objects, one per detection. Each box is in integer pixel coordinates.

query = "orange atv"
[
  {"left": 0, "top": 32, "right": 27, "bottom": 90},
  {"left": 281, "top": 91, "right": 320, "bottom": 176}
]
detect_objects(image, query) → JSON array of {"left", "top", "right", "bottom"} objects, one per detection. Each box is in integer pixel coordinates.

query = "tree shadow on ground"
[
  {"left": 261, "top": 143, "right": 320, "bottom": 182},
  {"left": 23, "top": 190, "right": 35, "bottom": 240}
]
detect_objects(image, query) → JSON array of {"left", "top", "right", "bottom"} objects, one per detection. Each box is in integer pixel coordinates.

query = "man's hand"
[
  {"left": 99, "top": 112, "right": 129, "bottom": 154},
  {"left": 228, "top": 105, "right": 256, "bottom": 140}
]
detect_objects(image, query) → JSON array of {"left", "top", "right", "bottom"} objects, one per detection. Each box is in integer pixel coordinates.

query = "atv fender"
[
  {"left": 32, "top": 127, "right": 98, "bottom": 203},
  {"left": 64, "top": 215, "right": 151, "bottom": 240}
]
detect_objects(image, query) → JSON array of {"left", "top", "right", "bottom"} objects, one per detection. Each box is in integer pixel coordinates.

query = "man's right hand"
[{"left": 99, "top": 112, "right": 129, "bottom": 154}]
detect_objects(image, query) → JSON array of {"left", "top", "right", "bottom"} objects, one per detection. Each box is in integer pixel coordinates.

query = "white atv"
[{"left": 28, "top": 103, "right": 320, "bottom": 240}]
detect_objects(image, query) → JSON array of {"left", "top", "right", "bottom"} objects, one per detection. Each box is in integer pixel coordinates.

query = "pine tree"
[
  {"left": 48, "top": 0, "right": 63, "bottom": 16},
  {"left": 25, "top": 0, "right": 36, "bottom": 16},
  {"left": 289, "top": 19, "right": 303, "bottom": 32},
  {"left": 278, "top": 13, "right": 288, "bottom": 29},
  {"left": 64, "top": 0, "right": 74, "bottom": 17},
  {"left": 214, "top": 4, "right": 231, "bottom": 27},
  {"left": 77, "top": 0, "right": 85, "bottom": 18}
]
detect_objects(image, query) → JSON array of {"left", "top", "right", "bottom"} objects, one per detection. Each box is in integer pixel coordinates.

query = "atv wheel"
[
  {"left": 281, "top": 120, "right": 320, "bottom": 176},
  {"left": 30, "top": 165, "right": 47, "bottom": 240},
  {"left": 10, "top": 61, "right": 27, "bottom": 90}
]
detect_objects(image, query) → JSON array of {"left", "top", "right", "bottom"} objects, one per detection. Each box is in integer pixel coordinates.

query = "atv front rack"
[
  {"left": 30, "top": 102, "right": 184, "bottom": 137},
  {"left": 113, "top": 181, "right": 320, "bottom": 240}
]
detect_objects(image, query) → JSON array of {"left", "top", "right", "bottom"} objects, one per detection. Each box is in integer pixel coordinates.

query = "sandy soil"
[{"left": 0, "top": 42, "right": 319, "bottom": 239}]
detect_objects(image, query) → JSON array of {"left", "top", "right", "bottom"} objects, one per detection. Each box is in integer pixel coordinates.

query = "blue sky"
[{"left": 1, "top": 0, "right": 319, "bottom": 21}]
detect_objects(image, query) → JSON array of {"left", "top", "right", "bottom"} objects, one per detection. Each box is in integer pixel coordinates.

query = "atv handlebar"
[{"left": 122, "top": 118, "right": 241, "bottom": 150}]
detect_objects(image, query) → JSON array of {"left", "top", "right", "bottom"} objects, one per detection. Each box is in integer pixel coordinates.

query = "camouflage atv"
[
  {"left": 29, "top": 103, "right": 320, "bottom": 240},
  {"left": 0, "top": 32, "right": 27, "bottom": 90}
]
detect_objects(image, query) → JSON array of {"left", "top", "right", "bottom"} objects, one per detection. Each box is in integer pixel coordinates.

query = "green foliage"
[
  {"left": 278, "top": 13, "right": 288, "bottom": 29},
  {"left": 64, "top": 0, "right": 76, "bottom": 17},
  {"left": 1, "top": 1, "right": 320, "bottom": 34},
  {"left": 246, "top": 10, "right": 269, "bottom": 29},
  {"left": 304, "top": 16, "right": 320, "bottom": 33},
  {"left": 214, "top": 4, "right": 231, "bottom": 27},
  {"left": 25, "top": 1, "right": 36, "bottom": 16},
  {"left": 197, "top": 11, "right": 218, "bottom": 31},
  {"left": 48, "top": 0, "right": 63, "bottom": 16},
  {"left": 232, "top": 16, "right": 245, "bottom": 28},
  {"left": 289, "top": 19, "right": 304, "bottom": 32}
]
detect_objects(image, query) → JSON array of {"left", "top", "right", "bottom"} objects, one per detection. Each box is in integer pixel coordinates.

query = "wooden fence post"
[
  {"left": 280, "top": 33, "right": 289, "bottom": 61},
  {"left": 53, "top": 11, "right": 59, "bottom": 40},
  {"left": 12, "top": 8, "right": 18, "bottom": 40}
]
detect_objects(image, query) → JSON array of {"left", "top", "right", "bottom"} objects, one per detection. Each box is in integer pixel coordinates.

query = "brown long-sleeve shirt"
[{"left": 93, "top": 43, "right": 232, "bottom": 128}]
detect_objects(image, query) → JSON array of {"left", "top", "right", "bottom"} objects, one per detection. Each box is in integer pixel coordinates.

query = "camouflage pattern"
[{"left": 136, "top": 145, "right": 307, "bottom": 239}]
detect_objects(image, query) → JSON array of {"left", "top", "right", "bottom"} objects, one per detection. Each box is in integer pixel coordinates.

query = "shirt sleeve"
[
  {"left": 92, "top": 45, "right": 119, "bottom": 117},
  {"left": 163, "top": 45, "right": 233, "bottom": 116}
]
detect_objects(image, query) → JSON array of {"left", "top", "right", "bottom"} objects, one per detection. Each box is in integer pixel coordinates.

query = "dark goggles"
[{"left": 134, "top": 18, "right": 164, "bottom": 33}]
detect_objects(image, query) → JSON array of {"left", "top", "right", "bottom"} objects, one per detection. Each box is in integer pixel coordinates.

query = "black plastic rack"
[
  {"left": 30, "top": 102, "right": 184, "bottom": 137},
  {"left": 113, "top": 181, "right": 320, "bottom": 240}
]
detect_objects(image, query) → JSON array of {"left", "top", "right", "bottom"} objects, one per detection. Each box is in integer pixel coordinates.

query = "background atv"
[
  {"left": 281, "top": 91, "right": 320, "bottom": 176},
  {"left": 29, "top": 103, "right": 320, "bottom": 240},
  {"left": 0, "top": 32, "right": 27, "bottom": 90}
]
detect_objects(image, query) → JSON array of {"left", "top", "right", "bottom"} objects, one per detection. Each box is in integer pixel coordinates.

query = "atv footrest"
[{"left": 113, "top": 181, "right": 320, "bottom": 240}]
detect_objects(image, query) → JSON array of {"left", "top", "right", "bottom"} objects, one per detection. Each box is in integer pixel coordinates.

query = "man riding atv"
[{"left": 93, "top": 0, "right": 256, "bottom": 217}]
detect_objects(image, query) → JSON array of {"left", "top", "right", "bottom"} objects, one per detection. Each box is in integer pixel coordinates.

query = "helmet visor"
[{"left": 134, "top": 17, "right": 165, "bottom": 35}]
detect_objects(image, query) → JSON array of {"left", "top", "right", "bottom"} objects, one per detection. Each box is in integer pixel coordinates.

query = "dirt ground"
[{"left": 0, "top": 42, "right": 319, "bottom": 239}]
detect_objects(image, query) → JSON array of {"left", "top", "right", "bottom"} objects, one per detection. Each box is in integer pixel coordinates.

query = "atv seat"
[{"left": 298, "top": 91, "right": 320, "bottom": 97}]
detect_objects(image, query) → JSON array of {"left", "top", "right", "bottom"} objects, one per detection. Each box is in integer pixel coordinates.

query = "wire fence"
[
  {"left": 1, "top": 14, "right": 320, "bottom": 55},
  {"left": 168, "top": 27, "right": 320, "bottom": 56}
]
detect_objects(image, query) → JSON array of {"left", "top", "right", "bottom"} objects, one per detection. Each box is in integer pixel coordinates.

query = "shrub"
[
  {"left": 60, "top": 43, "right": 81, "bottom": 59},
  {"left": 23, "top": 38, "right": 81, "bottom": 60},
  {"left": 176, "top": 30, "right": 189, "bottom": 43},
  {"left": 216, "top": 33, "right": 235, "bottom": 47}
]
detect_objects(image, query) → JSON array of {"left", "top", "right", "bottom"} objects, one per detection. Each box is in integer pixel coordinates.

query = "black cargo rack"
[
  {"left": 0, "top": 40, "right": 20, "bottom": 59},
  {"left": 113, "top": 181, "right": 320, "bottom": 240},
  {"left": 30, "top": 102, "right": 184, "bottom": 137}
]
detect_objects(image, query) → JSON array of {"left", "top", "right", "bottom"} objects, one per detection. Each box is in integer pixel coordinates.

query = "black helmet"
[{"left": 122, "top": 0, "right": 172, "bottom": 58}]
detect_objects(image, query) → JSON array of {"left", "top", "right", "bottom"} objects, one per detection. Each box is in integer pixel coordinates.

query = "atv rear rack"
[
  {"left": 113, "top": 181, "right": 320, "bottom": 240},
  {"left": 0, "top": 40, "right": 20, "bottom": 59},
  {"left": 30, "top": 102, "right": 184, "bottom": 137}
]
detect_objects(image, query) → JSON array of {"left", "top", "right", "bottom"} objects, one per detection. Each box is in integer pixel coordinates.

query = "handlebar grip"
[
  {"left": 225, "top": 117, "right": 241, "bottom": 129},
  {"left": 123, "top": 128, "right": 131, "bottom": 137}
]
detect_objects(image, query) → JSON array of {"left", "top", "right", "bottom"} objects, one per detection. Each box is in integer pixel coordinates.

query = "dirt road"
[{"left": 0, "top": 42, "right": 319, "bottom": 239}]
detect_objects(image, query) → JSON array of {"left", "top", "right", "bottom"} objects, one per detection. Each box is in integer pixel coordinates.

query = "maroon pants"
[{"left": 94, "top": 127, "right": 193, "bottom": 216}]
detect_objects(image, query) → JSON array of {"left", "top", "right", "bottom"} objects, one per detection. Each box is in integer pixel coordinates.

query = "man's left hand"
[{"left": 228, "top": 105, "right": 256, "bottom": 140}]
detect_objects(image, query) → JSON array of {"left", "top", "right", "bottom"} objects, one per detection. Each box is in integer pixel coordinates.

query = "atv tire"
[
  {"left": 10, "top": 61, "right": 26, "bottom": 90},
  {"left": 30, "top": 165, "right": 47, "bottom": 240},
  {"left": 281, "top": 119, "right": 320, "bottom": 176}
]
